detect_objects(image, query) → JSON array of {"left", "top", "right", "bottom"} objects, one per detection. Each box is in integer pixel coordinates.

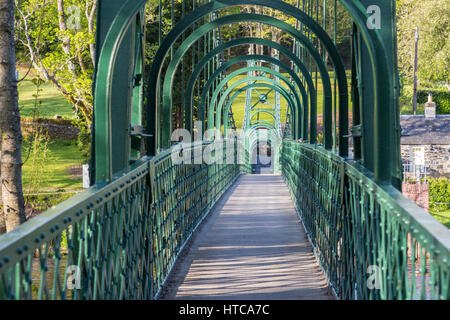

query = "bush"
[
  {"left": 429, "top": 178, "right": 450, "bottom": 212},
  {"left": 417, "top": 90, "right": 450, "bottom": 114},
  {"left": 25, "top": 192, "right": 76, "bottom": 212}
]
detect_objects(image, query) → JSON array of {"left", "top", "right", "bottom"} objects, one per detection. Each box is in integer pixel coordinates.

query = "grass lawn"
[
  {"left": 17, "top": 67, "right": 75, "bottom": 120},
  {"left": 430, "top": 210, "right": 450, "bottom": 229},
  {"left": 16, "top": 66, "right": 84, "bottom": 200},
  {"left": 22, "top": 139, "right": 84, "bottom": 194}
]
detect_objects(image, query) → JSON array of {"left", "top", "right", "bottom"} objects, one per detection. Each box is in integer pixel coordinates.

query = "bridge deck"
[{"left": 159, "top": 174, "right": 334, "bottom": 300}]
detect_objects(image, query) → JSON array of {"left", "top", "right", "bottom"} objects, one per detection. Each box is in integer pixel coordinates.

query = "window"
[{"left": 410, "top": 147, "right": 425, "bottom": 166}]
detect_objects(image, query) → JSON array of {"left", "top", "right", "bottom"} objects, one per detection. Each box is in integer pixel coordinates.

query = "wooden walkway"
[{"left": 159, "top": 174, "right": 334, "bottom": 300}]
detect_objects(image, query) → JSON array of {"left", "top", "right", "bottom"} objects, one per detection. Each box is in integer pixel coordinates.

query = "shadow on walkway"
[{"left": 158, "top": 175, "right": 334, "bottom": 300}]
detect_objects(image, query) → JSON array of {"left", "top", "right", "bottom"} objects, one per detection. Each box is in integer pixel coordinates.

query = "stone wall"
[
  {"left": 21, "top": 119, "right": 80, "bottom": 140},
  {"left": 402, "top": 183, "right": 430, "bottom": 212},
  {"left": 401, "top": 144, "right": 450, "bottom": 178}
]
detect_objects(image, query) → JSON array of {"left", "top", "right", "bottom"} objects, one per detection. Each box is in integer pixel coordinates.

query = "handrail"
[
  {"left": 0, "top": 142, "right": 243, "bottom": 300},
  {"left": 281, "top": 140, "right": 450, "bottom": 300}
]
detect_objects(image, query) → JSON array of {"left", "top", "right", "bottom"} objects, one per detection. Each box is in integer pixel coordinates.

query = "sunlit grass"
[
  {"left": 22, "top": 139, "right": 84, "bottom": 193},
  {"left": 17, "top": 67, "right": 75, "bottom": 120},
  {"left": 430, "top": 210, "right": 450, "bottom": 229}
]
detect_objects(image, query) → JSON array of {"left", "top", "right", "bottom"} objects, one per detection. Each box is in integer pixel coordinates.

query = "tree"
[
  {"left": 0, "top": 0, "right": 26, "bottom": 234},
  {"left": 15, "top": 0, "right": 97, "bottom": 126},
  {"left": 397, "top": 0, "right": 450, "bottom": 90}
]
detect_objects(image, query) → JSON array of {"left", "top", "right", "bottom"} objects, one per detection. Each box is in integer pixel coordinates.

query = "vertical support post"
[
  {"left": 93, "top": 0, "right": 138, "bottom": 182},
  {"left": 131, "top": 12, "right": 145, "bottom": 161},
  {"left": 357, "top": 0, "right": 400, "bottom": 185},
  {"left": 351, "top": 24, "right": 361, "bottom": 161}
]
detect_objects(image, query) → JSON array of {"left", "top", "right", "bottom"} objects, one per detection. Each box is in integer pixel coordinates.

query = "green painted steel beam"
[
  {"left": 197, "top": 54, "right": 309, "bottom": 139},
  {"left": 93, "top": 0, "right": 147, "bottom": 182},
  {"left": 222, "top": 83, "right": 296, "bottom": 138},
  {"left": 147, "top": 2, "right": 349, "bottom": 153},
  {"left": 211, "top": 76, "right": 299, "bottom": 136},
  {"left": 204, "top": 66, "right": 302, "bottom": 136},
  {"left": 338, "top": 0, "right": 396, "bottom": 183},
  {"left": 249, "top": 111, "right": 277, "bottom": 123},
  {"left": 353, "top": 0, "right": 401, "bottom": 186},
  {"left": 160, "top": 13, "right": 331, "bottom": 148},
  {"left": 184, "top": 38, "right": 315, "bottom": 140},
  {"left": 218, "top": 81, "right": 298, "bottom": 138}
]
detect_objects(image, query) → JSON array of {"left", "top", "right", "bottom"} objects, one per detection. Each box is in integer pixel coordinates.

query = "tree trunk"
[
  {"left": 57, "top": 0, "right": 76, "bottom": 75},
  {"left": 86, "top": 0, "right": 98, "bottom": 66},
  {"left": 0, "top": 0, "right": 26, "bottom": 234},
  {"left": 0, "top": 148, "right": 5, "bottom": 235}
]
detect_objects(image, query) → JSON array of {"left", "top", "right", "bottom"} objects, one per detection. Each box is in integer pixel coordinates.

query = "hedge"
[
  {"left": 417, "top": 90, "right": 450, "bottom": 114},
  {"left": 429, "top": 178, "right": 450, "bottom": 211}
]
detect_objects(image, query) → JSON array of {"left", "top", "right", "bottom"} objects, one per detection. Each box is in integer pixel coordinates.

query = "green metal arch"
[
  {"left": 184, "top": 38, "right": 315, "bottom": 138},
  {"left": 245, "top": 126, "right": 282, "bottom": 152},
  {"left": 94, "top": 0, "right": 147, "bottom": 181},
  {"left": 249, "top": 111, "right": 277, "bottom": 124},
  {"left": 212, "top": 76, "right": 300, "bottom": 138},
  {"left": 250, "top": 120, "right": 277, "bottom": 129},
  {"left": 205, "top": 66, "right": 302, "bottom": 135},
  {"left": 222, "top": 85, "right": 291, "bottom": 137},
  {"left": 158, "top": 13, "right": 336, "bottom": 150},
  {"left": 338, "top": 1, "right": 395, "bottom": 183},
  {"left": 94, "top": 0, "right": 393, "bottom": 182},
  {"left": 222, "top": 82, "right": 298, "bottom": 137},
  {"left": 245, "top": 126, "right": 281, "bottom": 144},
  {"left": 197, "top": 54, "right": 309, "bottom": 140},
  {"left": 218, "top": 81, "right": 298, "bottom": 138},
  {"left": 222, "top": 83, "right": 295, "bottom": 138}
]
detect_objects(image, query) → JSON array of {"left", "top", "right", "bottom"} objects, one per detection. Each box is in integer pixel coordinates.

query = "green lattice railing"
[
  {"left": 0, "top": 142, "right": 244, "bottom": 300},
  {"left": 281, "top": 140, "right": 450, "bottom": 300},
  {"left": 2, "top": 138, "right": 447, "bottom": 300}
]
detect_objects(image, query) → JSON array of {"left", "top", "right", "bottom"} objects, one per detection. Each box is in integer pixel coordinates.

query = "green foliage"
[
  {"left": 417, "top": 90, "right": 450, "bottom": 114},
  {"left": 397, "top": 0, "right": 450, "bottom": 88},
  {"left": 429, "top": 210, "right": 450, "bottom": 229},
  {"left": 77, "top": 130, "right": 91, "bottom": 162},
  {"left": 22, "top": 139, "right": 84, "bottom": 194},
  {"left": 15, "top": 0, "right": 96, "bottom": 127},
  {"left": 429, "top": 178, "right": 450, "bottom": 212},
  {"left": 25, "top": 193, "right": 76, "bottom": 213},
  {"left": 22, "top": 76, "right": 53, "bottom": 202}
]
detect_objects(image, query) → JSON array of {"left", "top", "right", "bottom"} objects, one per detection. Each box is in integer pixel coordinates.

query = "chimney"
[{"left": 424, "top": 93, "right": 436, "bottom": 118}]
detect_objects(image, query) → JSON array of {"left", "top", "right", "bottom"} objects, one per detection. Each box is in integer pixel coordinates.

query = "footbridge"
[{"left": 0, "top": 0, "right": 449, "bottom": 300}]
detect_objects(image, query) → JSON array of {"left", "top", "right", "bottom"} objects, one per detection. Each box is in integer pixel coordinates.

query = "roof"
[{"left": 400, "top": 115, "right": 450, "bottom": 145}]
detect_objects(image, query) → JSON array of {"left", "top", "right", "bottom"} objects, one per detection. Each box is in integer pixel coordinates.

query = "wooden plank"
[{"left": 159, "top": 174, "right": 334, "bottom": 300}]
